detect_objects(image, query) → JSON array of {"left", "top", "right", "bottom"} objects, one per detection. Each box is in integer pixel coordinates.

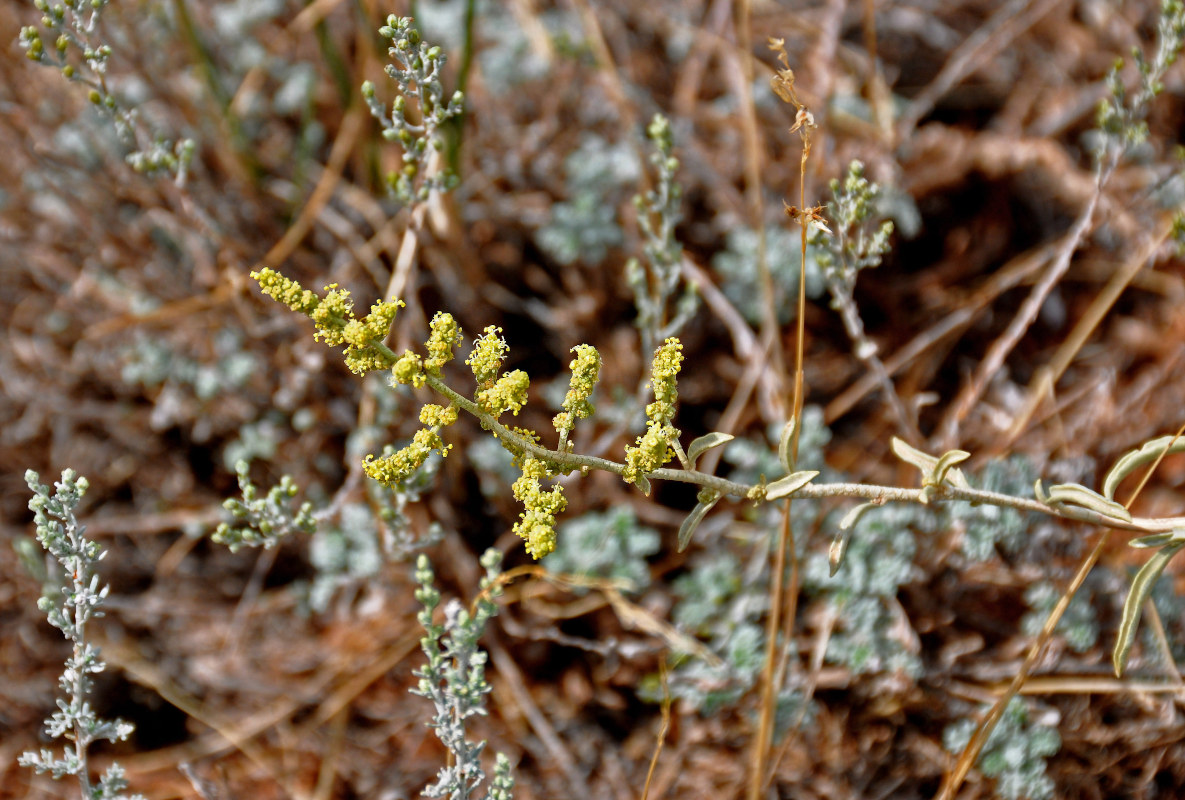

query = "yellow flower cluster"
[
  {"left": 477, "top": 369, "right": 530, "bottom": 417},
  {"left": 511, "top": 457, "right": 567, "bottom": 559},
  {"left": 465, "top": 325, "right": 508, "bottom": 386},
  {"left": 425, "top": 312, "right": 463, "bottom": 376},
  {"left": 391, "top": 351, "right": 426, "bottom": 388}
]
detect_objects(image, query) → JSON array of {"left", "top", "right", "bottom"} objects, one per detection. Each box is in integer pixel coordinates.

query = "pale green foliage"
[
  {"left": 213, "top": 459, "right": 316, "bottom": 551},
  {"left": 711, "top": 224, "right": 824, "bottom": 325},
  {"left": 1145, "top": 576, "right": 1185, "bottom": 664},
  {"left": 121, "top": 330, "right": 259, "bottom": 402},
  {"left": 307, "top": 502, "right": 383, "bottom": 613},
  {"left": 628, "top": 114, "right": 697, "bottom": 356},
  {"left": 412, "top": 550, "right": 516, "bottom": 800},
  {"left": 948, "top": 456, "right": 1038, "bottom": 560},
  {"left": 658, "top": 552, "right": 768, "bottom": 713},
  {"left": 543, "top": 506, "right": 659, "bottom": 592},
  {"left": 1094, "top": 0, "right": 1185, "bottom": 158},
  {"left": 816, "top": 160, "right": 894, "bottom": 292},
  {"left": 647, "top": 551, "right": 813, "bottom": 733},
  {"left": 304, "top": 479, "right": 444, "bottom": 615},
  {"left": 20, "top": 469, "right": 145, "bottom": 800},
  {"left": 361, "top": 15, "right": 464, "bottom": 205},
  {"left": 944, "top": 698, "right": 1061, "bottom": 800},
  {"left": 477, "top": 5, "right": 577, "bottom": 90},
  {"left": 1021, "top": 580, "right": 1100, "bottom": 653},
  {"left": 804, "top": 503, "right": 924, "bottom": 676},
  {"left": 19, "top": 0, "right": 194, "bottom": 182},
  {"left": 222, "top": 418, "right": 283, "bottom": 471},
  {"left": 535, "top": 134, "right": 639, "bottom": 265},
  {"left": 467, "top": 437, "right": 520, "bottom": 498}
]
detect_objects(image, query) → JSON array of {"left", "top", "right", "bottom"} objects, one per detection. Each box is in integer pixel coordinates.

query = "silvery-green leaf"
[
  {"left": 1104, "top": 435, "right": 1185, "bottom": 501},
  {"left": 635, "top": 473, "right": 652, "bottom": 497},
  {"left": 1113, "top": 540, "right": 1185, "bottom": 677},
  {"left": 830, "top": 500, "right": 883, "bottom": 575},
  {"left": 677, "top": 491, "right": 722, "bottom": 552},
  {"left": 890, "top": 437, "right": 935, "bottom": 474},
  {"left": 933, "top": 449, "right": 971, "bottom": 486},
  {"left": 838, "top": 501, "right": 880, "bottom": 531},
  {"left": 765, "top": 470, "right": 819, "bottom": 500},
  {"left": 1128, "top": 532, "right": 1182, "bottom": 549},
  {"left": 890, "top": 437, "right": 971, "bottom": 490},
  {"left": 687, "top": 432, "right": 734, "bottom": 469},
  {"left": 829, "top": 528, "right": 855, "bottom": 576},
  {"left": 1033, "top": 479, "right": 1051, "bottom": 504},
  {"left": 1045, "top": 483, "right": 1132, "bottom": 523},
  {"left": 778, "top": 416, "right": 797, "bottom": 472}
]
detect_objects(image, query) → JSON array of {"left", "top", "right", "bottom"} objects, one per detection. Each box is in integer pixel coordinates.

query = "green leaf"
[
  {"left": 890, "top": 437, "right": 936, "bottom": 473},
  {"left": 687, "top": 432, "right": 734, "bottom": 469},
  {"left": 933, "top": 449, "right": 971, "bottom": 487},
  {"left": 1113, "top": 540, "right": 1185, "bottom": 677},
  {"left": 1043, "top": 482, "right": 1132, "bottom": 523},
  {"left": 890, "top": 437, "right": 971, "bottom": 490},
  {"left": 828, "top": 523, "right": 858, "bottom": 576},
  {"left": 677, "top": 490, "right": 722, "bottom": 552},
  {"left": 1033, "top": 479, "right": 1051, "bottom": 505},
  {"left": 1104, "top": 435, "right": 1185, "bottom": 501},
  {"left": 1129, "top": 530, "right": 1185, "bottom": 549},
  {"left": 778, "top": 417, "right": 797, "bottom": 472},
  {"left": 765, "top": 470, "right": 819, "bottom": 501},
  {"left": 635, "top": 473, "right": 652, "bottom": 497}
]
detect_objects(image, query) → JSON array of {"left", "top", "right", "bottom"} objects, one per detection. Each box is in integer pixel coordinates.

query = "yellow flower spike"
[
  {"left": 645, "top": 338, "right": 683, "bottom": 426},
  {"left": 252, "top": 269, "right": 402, "bottom": 375},
  {"left": 553, "top": 344, "right": 602, "bottom": 439},
  {"left": 623, "top": 423, "right": 677, "bottom": 486},
  {"left": 622, "top": 338, "right": 683, "bottom": 486},
  {"left": 363, "top": 427, "right": 450, "bottom": 487},
  {"left": 252, "top": 268, "right": 321, "bottom": 315}
]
